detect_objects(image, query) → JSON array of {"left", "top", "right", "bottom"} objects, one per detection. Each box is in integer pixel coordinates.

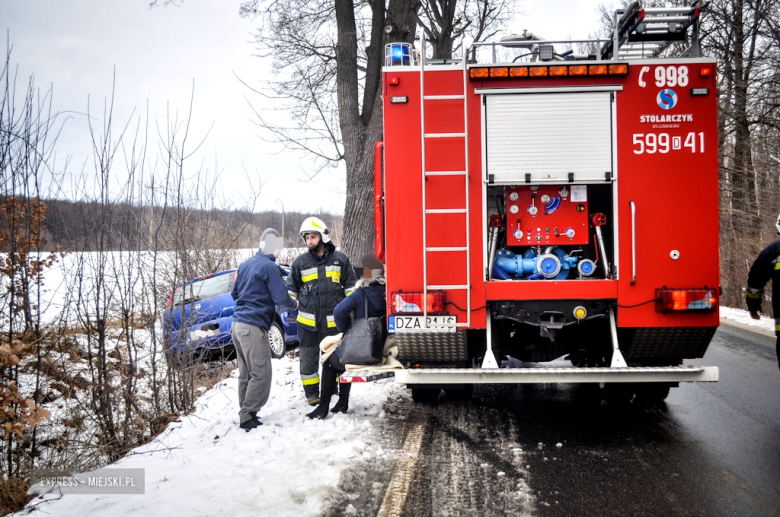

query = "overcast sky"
[{"left": 1, "top": 0, "right": 606, "bottom": 215}]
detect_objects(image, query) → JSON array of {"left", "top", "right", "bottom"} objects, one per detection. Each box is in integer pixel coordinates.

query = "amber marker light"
[
  {"left": 608, "top": 64, "right": 629, "bottom": 75},
  {"left": 469, "top": 68, "right": 489, "bottom": 79},
  {"left": 490, "top": 67, "right": 509, "bottom": 78},
  {"left": 569, "top": 65, "right": 588, "bottom": 76},
  {"left": 699, "top": 66, "right": 712, "bottom": 77},
  {"left": 529, "top": 66, "right": 548, "bottom": 77},
  {"left": 549, "top": 66, "right": 568, "bottom": 77},
  {"left": 509, "top": 66, "right": 529, "bottom": 78},
  {"left": 589, "top": 64, "right": 608, "bottom": 75}
]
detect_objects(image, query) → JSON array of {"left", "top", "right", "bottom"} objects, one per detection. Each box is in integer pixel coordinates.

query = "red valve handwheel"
[
  {"left": 591, "top": 213, "right": 607, "bottom": 227},
  {"left": 490, "top": 214, "right": 503, "bottom": 228}
]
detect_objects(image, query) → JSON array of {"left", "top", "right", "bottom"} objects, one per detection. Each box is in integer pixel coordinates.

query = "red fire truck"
[{"left": 357, "top": 2, "right": 720, "bottom": 402}]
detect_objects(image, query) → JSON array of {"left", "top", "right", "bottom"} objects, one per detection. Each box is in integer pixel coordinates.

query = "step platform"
[{"left": 394, "top": 365, "right": 718, "bottom": 384}]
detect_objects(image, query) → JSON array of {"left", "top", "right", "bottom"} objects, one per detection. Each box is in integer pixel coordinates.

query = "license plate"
[{"left": 389, "top": 315, "right": 457, "bottom": 333}]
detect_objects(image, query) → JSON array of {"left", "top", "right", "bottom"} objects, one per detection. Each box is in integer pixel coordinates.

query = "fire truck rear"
[{"left": 367, "top": 2, "right": 719, "bottom": 402}]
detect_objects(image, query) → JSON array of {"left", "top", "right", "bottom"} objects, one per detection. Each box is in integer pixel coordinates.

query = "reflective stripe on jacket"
[{"left": 287, "top": 242, "right": 357, "bottom": 332}]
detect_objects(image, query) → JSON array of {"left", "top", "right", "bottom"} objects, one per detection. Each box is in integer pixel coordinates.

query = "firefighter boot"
[
  {"left": 307, "top": 364, "right": 337, "bottom": 420},
  {"left": 330, "top": 382, "right": 350, "bottom": 414}
]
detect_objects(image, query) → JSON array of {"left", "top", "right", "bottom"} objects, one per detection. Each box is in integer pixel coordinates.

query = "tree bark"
[{"left": 338, "top": 0, "right": 418, "bottom": 261}]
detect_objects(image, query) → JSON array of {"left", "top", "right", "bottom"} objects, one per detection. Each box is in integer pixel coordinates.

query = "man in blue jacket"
[{"left": 231, "top": 242, "right": 297, "bottom": 431}]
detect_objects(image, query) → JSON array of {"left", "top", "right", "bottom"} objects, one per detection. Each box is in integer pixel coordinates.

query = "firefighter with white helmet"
[
  {"left": 288, "top": 217, "right": 357, "bottom": 404},
  {"left": 745, "top": 213, "right": 780, "bottom": 372}
]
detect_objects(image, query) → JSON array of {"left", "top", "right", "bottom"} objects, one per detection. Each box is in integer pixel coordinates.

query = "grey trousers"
[{"left": 231, "top": 321, "right": 272, "bottom": 423}]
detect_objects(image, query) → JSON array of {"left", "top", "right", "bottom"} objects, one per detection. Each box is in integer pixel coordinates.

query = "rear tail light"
[
  {"left": 166, "top": 286, "right": 179, "bottom": 310},
  {"left": 390, "top": 291, "right": 445, "bottom": 314},
  {"left": 656, "top": 288, "right": 717, "bottom": 312}
]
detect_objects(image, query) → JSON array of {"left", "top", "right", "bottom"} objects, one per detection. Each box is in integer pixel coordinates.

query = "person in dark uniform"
[
  {"left": 287, "top": 217, "right": 357, "bottom": 405},
  {"left": 745, "top": 214, "right": 780, "bottom": 371}
]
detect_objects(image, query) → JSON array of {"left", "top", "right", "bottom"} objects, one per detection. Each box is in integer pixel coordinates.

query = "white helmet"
[{"left": 299, "top": 216, "right": 331, "bottom": 244}]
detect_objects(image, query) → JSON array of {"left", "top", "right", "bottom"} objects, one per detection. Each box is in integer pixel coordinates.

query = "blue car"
[{"left": 162, "top": 267, "right": 298, "bottom": 358}]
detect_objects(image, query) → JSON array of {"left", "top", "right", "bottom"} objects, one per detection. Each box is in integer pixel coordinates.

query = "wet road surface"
[{"left": 331, "top": 324, "right": 780, "bottom": 516}]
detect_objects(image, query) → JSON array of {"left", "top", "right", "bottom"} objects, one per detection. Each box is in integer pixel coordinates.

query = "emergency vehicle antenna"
[{"left": 418, "top": 27, "right": 473, "bottom": 330}]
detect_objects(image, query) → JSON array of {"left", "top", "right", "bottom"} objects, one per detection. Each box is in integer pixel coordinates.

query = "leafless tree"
[
  {"left": 0, "top": 41, "right": 67, "bottom": 499},
  {"left": 239, "top": 0, "right": 515, "bottom": 259},
  {"left": 416, "top": 0, "right": 517, "bottom": 59}
]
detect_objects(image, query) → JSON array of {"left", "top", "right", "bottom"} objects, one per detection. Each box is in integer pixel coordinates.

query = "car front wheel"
[{"left": 269, "top": 321, "right": 286, "bottom": 359}]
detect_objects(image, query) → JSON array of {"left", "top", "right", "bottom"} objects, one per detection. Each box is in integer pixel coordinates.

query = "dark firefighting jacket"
[
  {"left": 287, "top": 241, "right": 357, "bottom": 333},
  {"left": 745, "top": 239, "right": 780, "bottom": 335}
]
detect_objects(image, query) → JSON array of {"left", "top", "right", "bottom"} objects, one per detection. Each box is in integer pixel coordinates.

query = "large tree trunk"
[{"left": 338, "top": 0, "right": 418, "bottom": 261}]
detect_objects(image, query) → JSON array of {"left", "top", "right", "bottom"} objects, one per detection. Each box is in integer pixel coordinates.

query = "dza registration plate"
[{"left": 388, "top": 315, "right": 457, "bottom": 333}]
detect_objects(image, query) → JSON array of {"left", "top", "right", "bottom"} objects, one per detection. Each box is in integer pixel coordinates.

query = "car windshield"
[{"left": 173, "top": 273, "right": 233, "bottom": 306}]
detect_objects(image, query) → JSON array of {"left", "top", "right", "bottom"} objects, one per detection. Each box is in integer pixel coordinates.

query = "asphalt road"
[{"left": 346, "top": 324, "right": 780, "bottom": 517}]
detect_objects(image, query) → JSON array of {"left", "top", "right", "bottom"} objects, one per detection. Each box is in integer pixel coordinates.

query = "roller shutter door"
[{"left": 485, "top": 92, "right": 613, "bottom": 184}]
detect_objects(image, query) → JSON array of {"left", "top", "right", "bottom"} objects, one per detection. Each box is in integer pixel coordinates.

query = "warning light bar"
[
  {"left": 655, "top": 288, "right": 717, "bottom": 313},
  {"left": 469, "top": 63, "right": 628, "bottom": 80},
  {"left": 390, "top": 291, "right": 446, "bottom": 314}
]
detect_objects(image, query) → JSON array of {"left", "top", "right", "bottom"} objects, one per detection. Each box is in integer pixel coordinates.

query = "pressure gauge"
[
  {"left": 558, "top": 187, "right": 569, "bottom": 198},
  {"left": 509, "top": 204, "right": 519, "bottom": 214},
  {"left": 565, "top": 228, "right": 576, "bottom": 239},
  {"left": 528, "top": 205, "right": 538, "bottom": 215},
  {"left": 541, "top": 194, "right": 550, "bottom": 204},
  {"left": 509, "top": 192, "right": 519, "bottom": 201}
]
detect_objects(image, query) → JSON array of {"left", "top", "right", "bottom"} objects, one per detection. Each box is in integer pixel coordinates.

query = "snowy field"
[{"left": 22, "top": 355, "right": 407, "bottom": 517}]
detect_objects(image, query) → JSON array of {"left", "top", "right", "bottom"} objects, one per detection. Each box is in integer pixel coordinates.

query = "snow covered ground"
[
  {"left": 719, "top": 305, "right": 776, "bottom": 336},
  {"left": 22, "top": 355, "right": 407, "bottom": 517}
]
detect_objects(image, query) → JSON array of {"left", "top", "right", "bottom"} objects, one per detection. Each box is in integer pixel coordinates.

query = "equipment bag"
[{"left": 339, "top": 291, "right": 386, "bottom": 365}]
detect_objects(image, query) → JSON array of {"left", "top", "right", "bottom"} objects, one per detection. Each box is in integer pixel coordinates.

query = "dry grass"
[{"left": 0, "top": 476, "right": 32, "bottom": 516}]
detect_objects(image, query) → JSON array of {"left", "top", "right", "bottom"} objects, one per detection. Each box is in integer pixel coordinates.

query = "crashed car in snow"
[{"left": 162, "top": 266, "right": 298, "bottom": 359}]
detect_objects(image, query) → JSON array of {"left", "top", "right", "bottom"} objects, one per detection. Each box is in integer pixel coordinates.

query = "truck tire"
[
  {"left": 411, "top": 387, "right": 440, "bottom": 404},
  {"left": 636, "top": 383, "right": 671, "bottom": 403},
  {"left": 601, "top": 383, "right": 637, "bottom": 406},
  {"left": 444, "top": 385, "right": 474, "bottom": 401},
  {"left": 269, "top": 321, "right": 286, "bottom": 359}
]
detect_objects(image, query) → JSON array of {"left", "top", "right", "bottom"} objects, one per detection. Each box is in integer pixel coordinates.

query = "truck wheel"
[
  {"left": 411, "top": 387, "right": 440, "bottom": 404},
  {"left": 601, "top": 383, "right": 637, "bottom": 406},
  {"left": 444, "top": 385, "right": 474, "bottom": 401},
  {"left": 637, "top": 383, "right": 671, "bottom": 403},
  {"left": 269, "top": 322, "right": 286, "bottom": 359}
]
